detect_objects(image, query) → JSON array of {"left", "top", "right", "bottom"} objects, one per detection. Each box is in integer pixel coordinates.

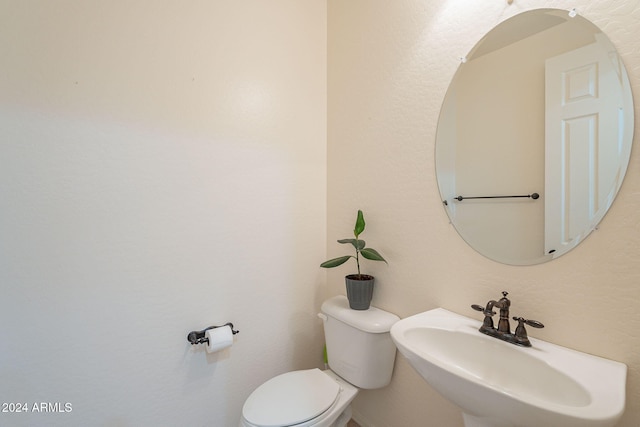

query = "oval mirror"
[{"left": 436, "top": 8, "right": 634, "bottom": 265}]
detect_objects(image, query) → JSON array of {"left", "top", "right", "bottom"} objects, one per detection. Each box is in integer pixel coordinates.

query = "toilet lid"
[{"left": 242, "top": 368, "right": 341, "bottom": 427}]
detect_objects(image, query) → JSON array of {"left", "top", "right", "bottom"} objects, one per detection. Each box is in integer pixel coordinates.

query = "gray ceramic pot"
[{"left": 345, "top": 274, "right": 374, "bottom": 310}]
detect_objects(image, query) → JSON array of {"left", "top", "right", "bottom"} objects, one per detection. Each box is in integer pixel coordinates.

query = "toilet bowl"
[{"left": 240, "top": 296, "right": 399, "bottom": 427}]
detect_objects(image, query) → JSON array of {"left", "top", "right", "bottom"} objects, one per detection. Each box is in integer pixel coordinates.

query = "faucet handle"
[
  {"left": 512, "top": 317, "right": 544, "bottom": 347},
  {"left": 513, "top": 317, "right": 544, "bottom": 329},
  {"left": 512, "top": 316, "right": 544, "bottom": 337}
]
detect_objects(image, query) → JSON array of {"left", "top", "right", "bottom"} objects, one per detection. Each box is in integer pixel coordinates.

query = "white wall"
[
  {"left": 328, "top": 1, "right": 640, "bottom": 426},
  {"left": 0, "top": 1, "right": 326, "bottom": 426}
]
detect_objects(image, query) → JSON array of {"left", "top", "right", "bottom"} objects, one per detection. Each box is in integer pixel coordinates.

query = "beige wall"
[
  {"left": 0, "top": 1, "right": 326, "bottom": 426},
  {"left": 328, "top": 1, "right": 640, "bottom": 426}
]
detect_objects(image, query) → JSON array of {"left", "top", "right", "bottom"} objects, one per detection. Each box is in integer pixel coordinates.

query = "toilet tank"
[{"left": 320, "top": 295, "right": 400, "bottom": 389}]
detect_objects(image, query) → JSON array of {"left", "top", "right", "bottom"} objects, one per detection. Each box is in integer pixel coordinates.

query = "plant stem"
[{"left": 355, "top": 238, "right": 361, "bottom": 278}]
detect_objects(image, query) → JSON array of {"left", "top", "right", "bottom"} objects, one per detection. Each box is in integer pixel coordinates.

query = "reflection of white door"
[{"left": 545, "top": 40, "right": 624, "bottom": 256}]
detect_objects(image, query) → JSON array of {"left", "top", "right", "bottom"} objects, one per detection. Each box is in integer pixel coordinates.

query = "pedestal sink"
[{"left": 390, "top": 308, "right": 626, "bottom": 427}]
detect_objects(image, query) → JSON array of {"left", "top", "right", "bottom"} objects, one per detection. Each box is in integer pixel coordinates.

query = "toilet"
[{"left": 240, "top": 295, "right": 400, "bottom": 427}]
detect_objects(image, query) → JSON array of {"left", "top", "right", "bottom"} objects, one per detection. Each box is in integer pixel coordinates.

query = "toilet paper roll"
[{"left": 205, "top": 325, "right": 234, "bottom": 353}]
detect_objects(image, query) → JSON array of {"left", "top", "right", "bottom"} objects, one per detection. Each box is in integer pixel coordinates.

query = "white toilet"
[{"left": 240, "top": 295, "right": 400, "bottom": 427}]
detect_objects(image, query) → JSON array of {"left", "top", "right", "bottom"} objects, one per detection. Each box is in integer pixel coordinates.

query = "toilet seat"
[{"left": 242, "top": 368, "right": 342, "bottom": 427}]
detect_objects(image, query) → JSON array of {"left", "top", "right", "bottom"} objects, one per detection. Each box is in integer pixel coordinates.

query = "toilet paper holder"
[{"left": 187, "top": 322, "right": 240, "bottom": 345}]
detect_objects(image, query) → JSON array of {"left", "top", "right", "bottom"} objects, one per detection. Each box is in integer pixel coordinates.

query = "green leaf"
[
  {"left": 360, "top": 248, "right": 387, "bottom": 263},
  {"left": 320, "top": 256, "right": 352, "bottom": 268},
  {"left": 353, "top": 210, "right": 365, "bottom": 238},
  {"left": 337, "top": 238, "right": 365, "bottom": 250}
]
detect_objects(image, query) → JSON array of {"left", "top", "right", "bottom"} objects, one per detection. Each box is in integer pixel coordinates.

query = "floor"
[{"left": 347, "top": 420, "right": 361, "bottom": 427}]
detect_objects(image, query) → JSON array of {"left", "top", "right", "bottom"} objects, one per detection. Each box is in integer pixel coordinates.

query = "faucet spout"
[{"left": 484, "top": 300, "right": 497, "bottom": 314}]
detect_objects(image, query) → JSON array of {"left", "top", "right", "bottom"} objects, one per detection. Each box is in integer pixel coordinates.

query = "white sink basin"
[{"left": 390, "top": 308, "right": 627, "bottom": 427}]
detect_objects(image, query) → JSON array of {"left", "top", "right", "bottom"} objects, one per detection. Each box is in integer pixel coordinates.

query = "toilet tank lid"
[{"left": 321, "top": 295, "right": 400, "bottom": 333}]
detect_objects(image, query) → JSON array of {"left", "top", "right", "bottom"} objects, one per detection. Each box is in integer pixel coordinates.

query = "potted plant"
[{"left": 320, "top": 210, "right": 387, "bottom": 310}]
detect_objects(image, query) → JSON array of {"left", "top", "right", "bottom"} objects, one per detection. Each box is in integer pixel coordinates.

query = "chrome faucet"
[{"left": 471, "top": 291, "right": 544, "bottom": 347}]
